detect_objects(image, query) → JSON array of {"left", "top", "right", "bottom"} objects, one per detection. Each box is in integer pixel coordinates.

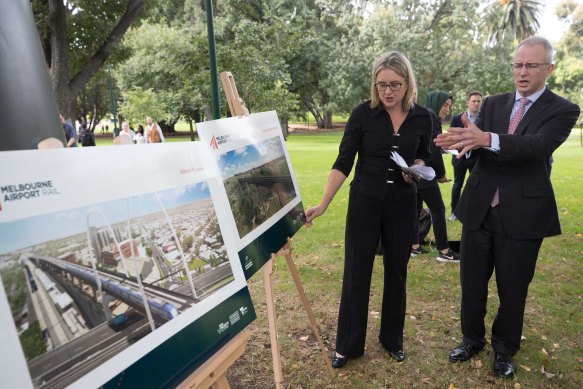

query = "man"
[
  {"left": 448, "top": 91, "right": 482, "bottom": 221},
  {"left": 60, "top": 114, "right": 77, "bottom": 147},
  {"left": 118, "top": 122, "right": 135, "bottom": 143},
  {"left": 145, "top": 116, "right": 165, "bottom": 143},
  {"left": 435, "top": 36, "right": 580, "bottom": 379}
]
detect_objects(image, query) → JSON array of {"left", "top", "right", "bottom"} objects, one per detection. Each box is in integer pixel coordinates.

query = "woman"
[
  {"left": 305, "top": 52, "right": 432, "bottom": 367},
  {"left": 135, "top": 125, "right": 146, "bottom": 144},
  {"left": 411, "top": 90, "right": 459, "bottom": 263}
]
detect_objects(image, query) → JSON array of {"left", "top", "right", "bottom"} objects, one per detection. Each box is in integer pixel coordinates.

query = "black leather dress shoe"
[
  {"left": 389, "top": 350, "right": 406, "bottom": 362},
  {"left": 493, "top": 353, "right": 516, "bottom": 378},
  {"left": 449, "top": 342, "right": 483, "bottom": 362},
  {"left": 331, "top": 353, "right": 348, "bottom": 368}
]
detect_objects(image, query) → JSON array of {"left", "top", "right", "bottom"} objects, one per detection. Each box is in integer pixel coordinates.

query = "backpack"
[
  {"left": 80, "top": 130, "right": 92, "bottom": 146},
  {"left": 417, "top": 208, "right": 432, "bottom": 244}
]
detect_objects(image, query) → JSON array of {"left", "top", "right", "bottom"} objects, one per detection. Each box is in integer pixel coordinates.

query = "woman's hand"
[
  {"left": 402, "top": 171, "right": 420, "bottom": 185},
  {"left": 437, "top": 175, "right": 451, "bottom": 183},
  {"left": 305, "top": 204, "right": 327, "bottom": 226}
]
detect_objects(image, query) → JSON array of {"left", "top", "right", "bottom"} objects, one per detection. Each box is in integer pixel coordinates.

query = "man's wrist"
[{"left": 484, "top": 132, "right": 492, "bottom": 147}]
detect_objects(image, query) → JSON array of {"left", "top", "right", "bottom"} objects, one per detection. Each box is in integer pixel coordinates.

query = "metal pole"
[
  {"left": 0, "top": 0, "right": 65, "bottom": 150},
  {"left": 206, "top": 0, "right": 221, "bottom": 120},
  {"left": 108, "top": 65, "right": 118, "bottom": 132}
]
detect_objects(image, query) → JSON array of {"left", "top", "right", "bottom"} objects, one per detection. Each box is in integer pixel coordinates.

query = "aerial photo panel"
[
  {"left": 217, "top": 135, "right": 297, "bottom": 238},
  {"left": 0, "top": 182, "right": 235, "bottom": 388}
]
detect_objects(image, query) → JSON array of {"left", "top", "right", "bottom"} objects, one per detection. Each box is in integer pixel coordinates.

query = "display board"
[
  {"left": 197, "top": 111, "right": 306, "bottom": 279},
  {"left": 0, "top": 143, "right": 255, "bottom": 388}
]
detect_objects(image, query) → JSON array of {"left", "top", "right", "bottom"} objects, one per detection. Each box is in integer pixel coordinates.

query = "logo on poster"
[
  {"left": 210, "top": 134, "right": 232, "bottom": 150},
  {"left": 1, "top": 181, "right": 60, "bottom": 205}
]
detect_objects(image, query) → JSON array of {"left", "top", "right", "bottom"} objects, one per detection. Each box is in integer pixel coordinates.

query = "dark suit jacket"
[
  {"left": 456, "top": 88, "right": 580, "bottom": 240},
  {"left": 450, "top": 113, "right": 478, "bottom": 167}
]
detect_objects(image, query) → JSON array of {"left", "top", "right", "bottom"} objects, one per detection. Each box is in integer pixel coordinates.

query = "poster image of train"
[
  {"left": 0, "top": 182, "right": 235, "bottom": 388},
  {"left": 217, "top": 135, "right": 298, "bottom": 238}
]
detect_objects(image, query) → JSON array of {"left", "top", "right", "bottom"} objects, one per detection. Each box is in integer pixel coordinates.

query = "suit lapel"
[
  {"left": 514, "top": 89, "right": 554, "bottom": 136},
  {"left": 497, "top": 94, "right": 515, "bottom": 134}
]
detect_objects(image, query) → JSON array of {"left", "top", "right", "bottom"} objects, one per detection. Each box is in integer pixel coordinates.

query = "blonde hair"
[{"left": 370, "top": 51, "right": 417, "bottom": 112}]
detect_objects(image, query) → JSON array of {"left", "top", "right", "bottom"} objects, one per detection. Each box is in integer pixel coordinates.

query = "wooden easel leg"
[
  {"left": 210, "top": 374, "right": 230, "bottom": 389},
  {"left": 281, "top": 242, "right": 336, "bottom": 379},
  {"left": 264, "top": 257, "right": 283, "bottom": 389}
]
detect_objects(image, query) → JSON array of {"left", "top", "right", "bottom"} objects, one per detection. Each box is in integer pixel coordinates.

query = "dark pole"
[
  {"left": 206, "top": 0, "right": 221, "bottom": 120},
  {"left": 0, "top": 0, "right": 66, "bottom": 150},
  {"left": 107, "top": 65, "right": 118, "bottom": 132}
]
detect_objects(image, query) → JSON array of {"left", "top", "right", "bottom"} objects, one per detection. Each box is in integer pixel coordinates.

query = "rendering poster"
[
  {"left": 197, "top": 111, "right": 306, "bottom": 279},
  {"left": 0, "top": 143, "right": 255, "bottom": 389}
]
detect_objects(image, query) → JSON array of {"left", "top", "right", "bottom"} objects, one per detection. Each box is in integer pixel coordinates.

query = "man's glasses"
[
  {"left": 511, "top": 63, "right": 550, "bottom": 70},
  {"left": 375, "top": 82, "right": 403, "bottom": 92}
]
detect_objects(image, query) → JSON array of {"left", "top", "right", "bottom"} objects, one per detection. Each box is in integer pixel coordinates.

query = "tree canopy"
[{"left": 30, "top": 0, "right": 581, "bottom": 128}]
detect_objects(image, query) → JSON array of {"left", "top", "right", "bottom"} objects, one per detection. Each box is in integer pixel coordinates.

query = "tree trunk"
[
  {"left": 280, "top": 118, "right": 289, "bottom": 140},
  {"left": 188, "top": 119, "right": 196, "bottom": 141},
  {"left": 47, "top": 0, "right": 145, "bottom": 120},
  {"left": 323, "top": 112, "right": 333, "bottom": 129}
]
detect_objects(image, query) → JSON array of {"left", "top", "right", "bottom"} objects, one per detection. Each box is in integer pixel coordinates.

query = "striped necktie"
[{"left": 491, "top": 97, "right": 530, "bottom": 207}]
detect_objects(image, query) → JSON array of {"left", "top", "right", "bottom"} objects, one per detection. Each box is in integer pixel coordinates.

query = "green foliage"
[
  {"left": 20, "top": 322, "right": 47, "bottom": 360},
  {"left": 551, "top": 1, "right": 583, "bottom": 118},
  {"left": 0, "top": 264, "right": 27, "bottom": 314},
  {"left": 118, "top": 87, "right": 166, "bottom": 125},
  {"left": 182, "top": 235, "right": 195, "bottom": 251},
  {"left": 483, "top": 0, "right": 544, "bottom": 45}
]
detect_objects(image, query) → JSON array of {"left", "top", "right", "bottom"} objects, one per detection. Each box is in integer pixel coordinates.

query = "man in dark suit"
[
  {"left": 448, "top": 91, "right": 482, "bottom": 221},
  {"left": 435, "top": 36, "right": 580, "bottom": 378}
]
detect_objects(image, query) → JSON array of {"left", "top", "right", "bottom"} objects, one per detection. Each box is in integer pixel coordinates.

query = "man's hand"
[
  {"left": 434, "top": 113, "right": 491, "bottom": 158},
  {"left": 437, "top": 176, "right": 451, "bottom": 183}
]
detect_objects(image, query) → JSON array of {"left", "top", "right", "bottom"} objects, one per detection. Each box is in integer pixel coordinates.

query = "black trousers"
[
  {"left": 460, "top": 206, "right": 542, "bottom": 356},
  {"left": 451, "top": 157, "right": 476, "bottom": 213},
  {"left": 336, "top": 187, "right": 416, "bottom": 357},
  {"left": 414, "top": 184, "right": 449, "bottom": 251}
]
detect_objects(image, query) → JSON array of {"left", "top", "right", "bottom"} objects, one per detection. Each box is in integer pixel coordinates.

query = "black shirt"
[{"left": 332, "top": 101, "right": 432, "bottom": 200}]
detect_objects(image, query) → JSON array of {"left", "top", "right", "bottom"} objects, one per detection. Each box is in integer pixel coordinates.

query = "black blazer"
[
  {"left": 450, "top": 113, "right": 478, "bottom": 167},
  {"left": 456, "top": 89, "right": 580, "bottom": 239},
  {"left": 333, "top": 101, "right": 432, "bottom": 201}
]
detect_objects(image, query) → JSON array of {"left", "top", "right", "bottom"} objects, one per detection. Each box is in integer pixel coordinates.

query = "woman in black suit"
[{"left": 305, "top": 51, "right": 432, "bottom": 367}]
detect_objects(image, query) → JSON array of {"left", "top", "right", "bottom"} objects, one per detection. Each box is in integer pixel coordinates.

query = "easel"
[
  {"left": 177, "top": 329, "right": 251, "bottom": 389},
  {"left": 220, "top": 71, "right": 335, "bottom": 387}
]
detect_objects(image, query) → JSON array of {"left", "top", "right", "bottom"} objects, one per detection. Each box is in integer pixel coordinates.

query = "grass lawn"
[
  {"left": 91, "top": 129, "right": 582, "bottom": 388},
  {"left": 226, "top": 131, "right": 583, "bottom": 389}
]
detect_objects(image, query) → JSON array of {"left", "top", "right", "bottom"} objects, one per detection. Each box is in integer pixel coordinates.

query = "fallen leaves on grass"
[
  {"left": 520, "top": 364, "right": 532, "bottom": 372},
  {"left": 299, "top": 335, "right": 309, "bottom": 342},
  {"left": 541, "top": 365, "right": 556, "bottom": 379}
]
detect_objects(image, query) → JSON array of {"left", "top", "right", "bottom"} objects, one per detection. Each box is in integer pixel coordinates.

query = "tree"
[
  {"left": 32, "top": 0, "right": 147, "bottom": 120},
  {"left": 483, "top": 0, "right": 543, "bottom": 45},
  {"left": 549, "top": 1, "right": 583, "bottom": 115}
]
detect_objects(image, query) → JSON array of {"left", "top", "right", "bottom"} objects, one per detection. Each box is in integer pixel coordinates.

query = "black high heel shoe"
[
  {"left": 331, "top": 353, "right": 348, "bottom": 368},
  {"left": 388, "top": 350, "right": 406, "bottom": 362}
]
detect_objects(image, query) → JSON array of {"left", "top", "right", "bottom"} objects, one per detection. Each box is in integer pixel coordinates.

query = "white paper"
[{"left": 390, "top": 151, "right": 436, "bottom": 181}]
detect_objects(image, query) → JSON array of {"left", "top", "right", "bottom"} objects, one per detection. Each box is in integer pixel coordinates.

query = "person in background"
[
  {"left": 410, "top": 90, "right": 459, "bottom": 263},
  {"left": 448, "top": 91, "right": 482, "bottom": 221},
  {"left": 118, "top": 122, "right": 135, "bottom": 142},
  {"left": 145, "top": 116, "right": 165, "bottom": 143},
  {"left": 435, "top": 36, "right": 580, "bottom": 379},
  {"left": 305, "top": 51, "right": 432, "bottom": 368},
  {"left": 135, "top": 124, "right": 146, "bottom": 144},
  {"left": 78, "top": 121, "right": 96, "bottom": 147},
  {"left": 60, "top": 114, "right": 77, "bottom": 147}
]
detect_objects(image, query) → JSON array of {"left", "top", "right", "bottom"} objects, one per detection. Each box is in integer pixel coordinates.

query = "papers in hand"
[
  {"left": 444, "top": 149, "right": 459, "bottom": 156},
  {"left": 390, "top": 151, "right": 436, "bottom": 181}
]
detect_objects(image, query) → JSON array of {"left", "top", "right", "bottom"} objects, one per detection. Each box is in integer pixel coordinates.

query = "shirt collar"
[{"left": 515, "top": 86, "right": 546, "bottom": 104}]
